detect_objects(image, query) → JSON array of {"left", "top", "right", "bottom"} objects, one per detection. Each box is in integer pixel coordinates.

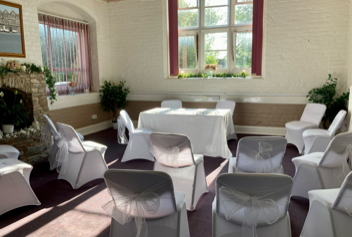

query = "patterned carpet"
[{"left": 0, "top": 129, "right": 309, "bottom": 237}]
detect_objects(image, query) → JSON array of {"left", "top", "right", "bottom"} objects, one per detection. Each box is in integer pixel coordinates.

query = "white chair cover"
[
  {"left": 103, "top": 170, "right": 190, "bottom": 237},
  {"left": 119, "top": 110, "right": 154, "bottom": 162},
  {"left": 0, "top": 145, "right": 20, "bottom": 159},
  {"left": 292, "top": 131, "right": 352, "bottom": 199},
  {"left": 303, "top": 110, "right": 347, "bottom": 154},
  {"left": 212, "top": 173, "right": 293, "bottom": 237},
  {"left": 228, "top": 136, "right": 287, "bottom": 174},
  {"left": 285, "top": 103, "right": 326, "bottom": 154},
  {"left": 216, "top": 100, "right": 237, "bottom": 140},
  {"left": 43, "top": 114, "right": 84, "bottom": 170},
  {"left": 300, "top": 172, "right": 352, "bottom": 237},
  {"left": 150, "top": 133, "right": 208, "bottom": 211},
  {"left": 56, "top": 122, "right": 108, "bottom": 189},
  {"left": 161, "top": 100, "right": 182, "bottom": 108},
  {"left": 0, "top": 158, "right": 40, "bottom": 215}
]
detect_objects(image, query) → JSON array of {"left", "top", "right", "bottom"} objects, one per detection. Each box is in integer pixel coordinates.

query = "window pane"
[
  {"left": 178, "top": 9, "right": 199, "bottom": 28},
  {"left": 235, "top": 4, "right": 253, "bottom": 24},
  {"left": 237, "top": 0, "right": 251, "bottom": 2},
  {"left": 179, "top": 36, "right": 197, "bottom": 69},
  {"left": 205, "top": 51, "right": 227, "bottom": 69},
  {"left": 178, "top": 0, "right": 197, "bottom": 8},
  {"left": 205, "top": 0, "right": 228, "bottom": 6},
  {"left": 236, "top": 32, "right": 252, "bottom": 68},
  {"left": 205, "top": 32, "right": 227, "bottom": 50},
  {"left": 205, "top": 7, "right": 228, "bottom": 26}
]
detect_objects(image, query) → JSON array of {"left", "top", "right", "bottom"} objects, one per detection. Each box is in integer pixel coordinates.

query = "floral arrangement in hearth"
[{"left": 205, "top": 64, "right": 217, "bottom": 71}]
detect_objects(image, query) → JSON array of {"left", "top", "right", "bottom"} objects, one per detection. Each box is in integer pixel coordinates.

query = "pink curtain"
[
  {"left": 168, "top": 0, "right": 179, "bottom": 77},
  {"left": 38, "top": 13, "right": 91, "bottom": 95},
  {"left": 252, "top": 0, "right": 264, "bottom": 76}
]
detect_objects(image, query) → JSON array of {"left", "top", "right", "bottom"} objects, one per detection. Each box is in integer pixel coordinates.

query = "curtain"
[
  {"left": 168, "top": 0, "right": 179, "bottom": 77},
  {"left": 252, "top": 0, "right": 264, "bottom": 76},
  {"left": 38, "top": 13, "right": 91, "bottom": 95}
]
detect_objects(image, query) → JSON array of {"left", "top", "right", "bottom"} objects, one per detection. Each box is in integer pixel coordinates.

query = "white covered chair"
[
  {"left": 118, "top": 110, "right": 154, "bottom": 162},
  {"left": 212, "top": 173, "right": 293, "bottom": 237},
  {"left": 302, "top": 110, "right": 347, "bottom": 154},
  {"left": 43, "top": 114, "right": 84, "bottom": 170},
  {"left": 300, "top": 171, "right": 352, "bottom": 237},
  {"left": 102, "top": 169, "right": 190, "bottom": 237},
  {"left": 0, "top": 145, "right": 20, "bottom": 159},
  {"left": 216, "top": 100, "right": 237, "bottom": 140},
  {"left": 285, "top": 103, "right": 326, "bottom": 154},
  {"left": 292, "top": 132, "right": 352, "bottom": 199},
  {"left": 0, "top": 158, "right": 40, "bottom": 215},
  {"left": 56, "top": 122, "right": 108, "bottom": 189},
  {"left": 150, "top": 133, "right": 208, "bottom": 211},
  {"left": 228, "top": 136, "right": 287, "bottom": 174},
  {"left": 161, "top": 100, "right": 182, "bottom": 108}
]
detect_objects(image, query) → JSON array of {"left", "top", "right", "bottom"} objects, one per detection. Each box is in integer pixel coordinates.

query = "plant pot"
[
  {"left": 112, "top": 122, "right": 118, "bottom": 130},
  {"left": 2, "top": 124, "right": 14, "bottom": 134}
]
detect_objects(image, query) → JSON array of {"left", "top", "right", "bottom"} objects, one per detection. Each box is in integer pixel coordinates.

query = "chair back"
[
  {"left": 332, "top": 171, "right": 352, "bottom": 216},
  {"left": 216, "top": 100, "right": 236, "bottom": 116},
  {"left": 150, "top": 133, "right": 195, "bottom": 167},
  {"left": 236, "top": 136, "right": 287, "bottom": 173},
  {"left": 216, "top": 173, "right": 293, "bottom": 227},
  {"left": 119, "top": 110, "right": 135, "bottom": 133},
  {"left": 319, "top": 132, "right": 352, "bottom": 169},
  {"left": 104, "top": 169, "right": 177, "bottom": 219},
  {"left": 43, "top": 114, "right": 60, "bottom": 138},
  {"left": 161, "top": 100, "right": 182, "bottom": 108},
  {"left": 328, "top": 110, "right": 347, "bottom": 136},
  {"left": 300, "top": 103, "right": 326, "bottom": 126},
  {"left": 56, "top": 122, "right": 85, "bottom": 153}
]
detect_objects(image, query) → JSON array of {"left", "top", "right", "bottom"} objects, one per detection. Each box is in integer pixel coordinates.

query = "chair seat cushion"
[
  {"left": 303, "top": 129, "right": 330, "bottom": 138},
  {"left": 0, "top": 145, "right": 20, "bottom": 159},
  {"left": 194, "top": 154, "right": 204, "bottom": 164},
  {"left": 308, "top": 188, "right": 340, "bottom": 205},
  {"left": 82, "top": 141, "right": 107, "bottom": 155},
  {"left": 292, "top": 152, "right": 324, "bottom": 166},
  {"left": 0, "top": 158, "right": 32, "bottom": 175},
  {"left": 285, "top": 121, "right": 317, "bottom": 130}
]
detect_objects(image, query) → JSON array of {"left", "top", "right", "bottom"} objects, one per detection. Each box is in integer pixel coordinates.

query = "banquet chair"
[
  {"left": 43, "top": 114, "right": 84, "bottom": 170},
  {"left": 216, "top": 100, "right": 237, "bottom": 140},
  {"left": 0, "top": 158, "right": 41, "bottom": 215},
  {"left": 212, "top": 173, "right": 293, "bottom": 237},
  {"left": 56, "top": 122, "right": 108, "bottom": 189},
  {"left": 0, "top": 145, "right": 20, "bottom": 159},
  {"left": 300, "top": 171, "right": 352, "bottom": 237},
  {"left": 302, "top": 110, "right": 347, "bottom": 154},
  {"left": 291, "top": 131, "right": 352, "bottom": 199},
  {"left": 118, "top": 110, "right": 154, "bottom": 162},
  {"left": 285, "top": 103, "right": 326, "bottom": 154},
  {"left": 228, "top": 136, "right": 287, "bottom": 174},
  {"left": 103, "top": 169, "right": 190, "bottom": 237},
  {"left": 161, "top": 100, "right": 182, "bottom": 108},
  {"left": 150, "top": 133, "right": 208, "bottom": 211}
]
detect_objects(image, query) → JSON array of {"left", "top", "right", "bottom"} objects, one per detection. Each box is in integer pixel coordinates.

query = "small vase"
[
  {"left": 69, "top": 87, "right": 76, "bottom": 95},
  {"left": 2, "top": 124, "right": 14, "bottom": 134},
  {"left": 207, "top": 70, "right": 213, "bottom": 78},
  {"left": 112, "top": 122, "right": 118, "bottom": 130},
  {"left": 20, "top": 65, "right": 26, "bottom": 72}
]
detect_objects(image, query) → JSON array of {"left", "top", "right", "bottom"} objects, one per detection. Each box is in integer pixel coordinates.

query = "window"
[
  {"left": 177, "top": 0, "right": 256, "bottom": 76},
  {"left": 38, "top": 14, "right": 90, "bottom": 95}
]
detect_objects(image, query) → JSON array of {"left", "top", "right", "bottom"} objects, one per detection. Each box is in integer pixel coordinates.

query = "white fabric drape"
[
  {"left": 55, "top": 135, "right": 69, "bottom": 174},
  {"left": 117, "top": 115, "right": 129, "bottom": 145}
]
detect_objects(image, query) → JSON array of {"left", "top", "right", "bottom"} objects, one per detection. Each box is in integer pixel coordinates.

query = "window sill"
[
  {"left": 47, "top": 92, "right": 100, "bottom": 111},
  {"left": 168, "top": 76, "right": 263, "bottom": 80}
]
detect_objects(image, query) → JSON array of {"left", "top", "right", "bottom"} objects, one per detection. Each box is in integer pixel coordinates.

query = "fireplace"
[{"left": 0, "top": 73, "right": 51, "bottom": 164}]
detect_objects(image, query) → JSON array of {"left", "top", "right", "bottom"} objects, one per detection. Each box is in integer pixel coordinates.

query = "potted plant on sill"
[
  {"left": 99, "top": 80, "right": 130, "bottom": 130},
  {"left": 0, "top": 90, "right": 29, "bottom": 134}
]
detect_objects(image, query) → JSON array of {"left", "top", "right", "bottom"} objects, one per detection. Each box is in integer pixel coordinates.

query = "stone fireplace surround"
[{"left": 0, "top": 73, "right": 50, "bottom": 164}]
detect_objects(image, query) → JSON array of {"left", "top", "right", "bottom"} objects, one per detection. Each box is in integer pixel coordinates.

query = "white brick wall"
[{"left": 108, "top": 0, "right": 350, "bottom": 95}]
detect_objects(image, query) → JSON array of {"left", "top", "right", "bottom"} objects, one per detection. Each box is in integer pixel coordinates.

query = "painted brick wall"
[{"left": 108, "top": 0, "right": 350, "bottom": 95}]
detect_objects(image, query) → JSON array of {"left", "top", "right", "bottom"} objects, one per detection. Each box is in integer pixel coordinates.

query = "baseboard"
[
  {"left": 235, "top": 125, "right": 286, "bottom": 136},
  {"left": 76, "top": 120, "right": 112, "bottom": 136}
]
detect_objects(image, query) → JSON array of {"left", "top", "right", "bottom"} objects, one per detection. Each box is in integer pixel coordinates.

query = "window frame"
[{"left": 178, "top": 0, "right": 253, "bottom": 75}]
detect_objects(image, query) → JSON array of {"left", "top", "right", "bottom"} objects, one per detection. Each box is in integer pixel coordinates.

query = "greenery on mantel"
[
  {"left": 0, "top": 60, "right": 57, "bottom": 105},
  {"left": 177, "top": 71, "right": 250, "bottom": 79}
]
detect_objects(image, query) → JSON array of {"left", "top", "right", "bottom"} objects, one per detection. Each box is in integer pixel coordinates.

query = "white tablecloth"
[
  {"left": 138, "top": 108, "right": 234, "bottom": 158},
  {"left": 0, "top": 145, "right": 20, "bottom": 159}
]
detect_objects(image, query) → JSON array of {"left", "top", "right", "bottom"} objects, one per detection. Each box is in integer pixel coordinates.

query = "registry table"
[{"left": 138, "top": 108, "right": 235, "bottom": 158}]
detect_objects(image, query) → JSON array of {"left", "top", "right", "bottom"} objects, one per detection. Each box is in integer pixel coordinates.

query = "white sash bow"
[
  {"left": 150, "top": 145, "right": 180, "bottom": 170},
  {"left": 117, "top": 115, "right": 129, "bottom": 144},
  {"left": 55, "top": 135, "right": 69, "bottom": 174}
]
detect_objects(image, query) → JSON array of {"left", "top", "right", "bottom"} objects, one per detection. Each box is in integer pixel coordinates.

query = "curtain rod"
[{"left": 38, "top": 11, "right": 89, "bottom": 25}]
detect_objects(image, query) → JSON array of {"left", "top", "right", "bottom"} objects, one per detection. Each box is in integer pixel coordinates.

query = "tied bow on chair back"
[
  {"left": 118, "top": 115, "right": 129, "bottom": 144},
  {"left": 102, "top": 182, "right": 161, "bottom": 237},
  {"left": 150, "top": 144, "right": 180, "bottom": 171},
  {"left": 55, "top": 134, "right": 69, "bottom": 174},
  {"left": 218, "top": 185, "right": 283, "bottom": 237}
]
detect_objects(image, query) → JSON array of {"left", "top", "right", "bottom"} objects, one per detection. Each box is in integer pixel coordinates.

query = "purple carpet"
[{"left": 0, "top": 130, "right": 309, "bottom": 237}]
